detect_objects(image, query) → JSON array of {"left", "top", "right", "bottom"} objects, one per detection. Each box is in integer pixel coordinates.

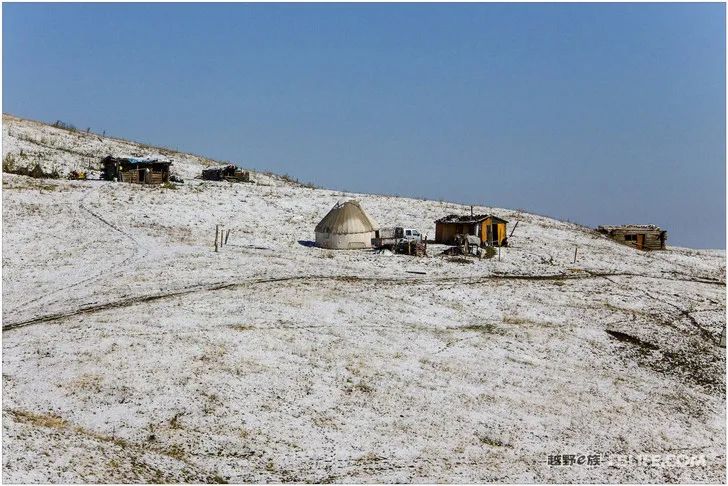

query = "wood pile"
[
  {"left": 202, "top": 165, "right": 250, "bottom": 183},
  {"left": 396, "top": 240, "right": 427, "bottom": 256}
]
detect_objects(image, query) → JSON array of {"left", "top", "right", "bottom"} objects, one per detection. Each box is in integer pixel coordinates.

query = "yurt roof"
[{"left": 315, "top": 200, "right": 379, "bottom": 235}]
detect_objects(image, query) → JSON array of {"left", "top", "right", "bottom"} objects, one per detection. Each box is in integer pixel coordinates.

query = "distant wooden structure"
[
  {"left": 597, "top": 224, "right": 667, "bottom": 251},
  {"left": 435, "top": 214, "right": 508, "bottom": 247},
  {"left": 201, "top": 164, "right": 250, "bottom": 182},
  {"left": 102, "top": 156, "right": 171, "bottom": 184}
]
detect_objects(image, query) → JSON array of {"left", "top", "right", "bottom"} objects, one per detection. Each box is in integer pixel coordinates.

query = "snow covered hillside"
[{"left": 2, "top": 114, "right": 726, "bottom": 482}]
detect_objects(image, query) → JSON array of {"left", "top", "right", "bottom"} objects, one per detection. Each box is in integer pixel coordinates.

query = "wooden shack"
[
  {"left": 597, "top": 224, "right": 667, "bottom": 250},
  {"left": 201, "top": 164, "right": 250, "bottom": 182},
  {"left": 435, "top": 214, "right": 508, "bottom": 247},
  {"left": 102, "top": 156, "right": 172, "bottom": 184}
]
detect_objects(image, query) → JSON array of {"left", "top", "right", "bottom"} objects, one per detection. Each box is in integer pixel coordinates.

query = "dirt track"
[{"left": 4, "top": 270, "right": 722, "bottom": 332}]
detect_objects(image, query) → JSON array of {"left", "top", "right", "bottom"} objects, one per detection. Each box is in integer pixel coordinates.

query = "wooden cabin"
[
  {"left": 101, "top": 156, "right": 172, "bottom": 184},
  {"left": 597, "top": 225, "right": 667, "bottom": 250},
  {"left": 435, "top": 214, "right": 508, "bottom": 247}
]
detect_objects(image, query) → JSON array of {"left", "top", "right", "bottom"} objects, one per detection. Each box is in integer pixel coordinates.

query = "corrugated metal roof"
[
  {"left": 103, "top": 155, "right": 171, "bottom": 165},
  {"left": 435, "top": 214, "right": 508, "bottom": 224},
  {"left": 597, "top": 224, "right": 663, "bottom": 232},
  {"left": 125, "top": 156, "right": 164, "bottom": 164}
]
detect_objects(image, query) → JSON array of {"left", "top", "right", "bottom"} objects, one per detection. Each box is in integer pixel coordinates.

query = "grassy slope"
[{"left": 2, "top": 114, "right": 725, "bottom": 482}]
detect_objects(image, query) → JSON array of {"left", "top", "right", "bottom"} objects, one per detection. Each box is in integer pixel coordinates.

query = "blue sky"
[{"left": 3, "top": 3, "right": 725, "bottom": 248}]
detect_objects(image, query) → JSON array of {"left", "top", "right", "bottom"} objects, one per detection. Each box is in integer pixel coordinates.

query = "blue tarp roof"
[{"left": 105, "top": 156, "right": 171, "bottom": 165}]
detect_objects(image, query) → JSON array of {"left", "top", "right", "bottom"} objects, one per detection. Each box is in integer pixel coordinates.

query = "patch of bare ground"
[{"left": 5, "top": 408, "right": 227, "bottom": 483}]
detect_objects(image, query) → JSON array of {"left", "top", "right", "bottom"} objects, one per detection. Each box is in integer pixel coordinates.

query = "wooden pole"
[
  {"left": 498, "top": 245, "right": 501, "bottom": 261},
  {"left": 573, "top": 246, "right": 578, "bottom": 264},
  {"left": 215, "top": 225, "right": 219, "bottom": 252},
  {"left": 225, "top": 229, "right": 230, "bottom": 245},
  {"left": 509, "top": 221, "right": 519, "bottom": 238}
]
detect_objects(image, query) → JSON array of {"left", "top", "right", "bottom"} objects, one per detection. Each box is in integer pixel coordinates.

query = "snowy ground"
[{"left": 2, "top": 114, "right": 726, "bottom": 482}]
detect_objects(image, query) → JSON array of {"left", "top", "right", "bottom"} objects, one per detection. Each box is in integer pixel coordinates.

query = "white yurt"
[{"left": 315, "top": 200, "right": 379, "bottom": 249}]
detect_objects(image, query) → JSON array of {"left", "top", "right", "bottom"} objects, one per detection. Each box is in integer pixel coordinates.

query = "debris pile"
[
  {"left": 441, "top": 234, "right": 497, "bottom": 259},
  {"left": 67, "top": 170, "right": 87, "bottom": 180},
  {"left": 396, "top": 239, "right": 427, "bottom": 256},
  {"left": 201, "top": 164, "right": 250, "bottom": 182}
]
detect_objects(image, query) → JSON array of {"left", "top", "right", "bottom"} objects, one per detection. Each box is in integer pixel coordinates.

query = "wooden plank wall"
[
  {"left": 607, "top": 230, "right": 665, "bottom": 250},
  {"left": 119, "top": 168, "right": 169, "bottom": 184},
  {"left": 120, "top": 170, "right": 140, "bottom": 183},
  {"left": 435, "top": 223, "right": 460, "bottom": 244}
]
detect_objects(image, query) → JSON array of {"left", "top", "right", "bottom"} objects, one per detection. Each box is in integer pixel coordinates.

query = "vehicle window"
[
  {"left": 413, "top": 231, "right": 420, "bottom": 236},
  {"left": 406, "top": 230, "right": 411, "bottom": 235}
]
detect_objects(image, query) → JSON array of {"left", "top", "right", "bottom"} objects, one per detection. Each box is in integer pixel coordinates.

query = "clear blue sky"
[{"left": 3, "top": 3, "right": 725, "bottom": 248}]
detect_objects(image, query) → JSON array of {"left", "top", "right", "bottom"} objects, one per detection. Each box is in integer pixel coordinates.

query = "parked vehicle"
[
  {"left": 402, "top": 228, "right": 422, "bottom": 241},
  {"left": 371, "top": 226, "right": 422, "bottom": 248}
]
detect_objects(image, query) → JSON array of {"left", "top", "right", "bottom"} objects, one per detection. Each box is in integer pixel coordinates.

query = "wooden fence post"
[
  {"left": 573, "top": 246, "right": 578, "bottom": 264},
  {"left": 215, "top": 225, "right": 219, "bottom": 252},
  {"left": 225, "top": 229, "right": 230, "bottom": 245}
]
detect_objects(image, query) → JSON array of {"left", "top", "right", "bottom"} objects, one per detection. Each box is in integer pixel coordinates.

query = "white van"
[
  {"left": 372, "top": 227, "right": 423, "bottom": 248},
  {"left": 402, "top": 228, "right": 422, "bottom": 242}
]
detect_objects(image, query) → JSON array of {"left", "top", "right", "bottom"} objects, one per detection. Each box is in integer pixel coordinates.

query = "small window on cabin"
[
  {"left": 624, "top": 234, "right": 636, "bottom": 241},
  {"left": 406, "top": 230, "right": 412, "bottom": 236}
]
